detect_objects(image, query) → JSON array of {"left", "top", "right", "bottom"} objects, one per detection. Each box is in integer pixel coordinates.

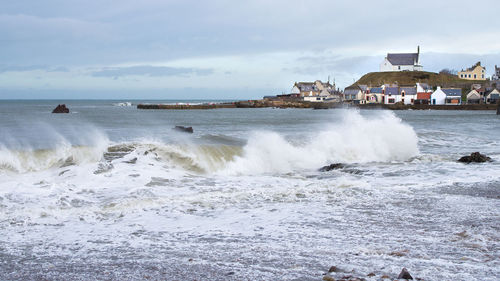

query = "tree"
[{"left": 439, "top": 68, "right": 456, "bottom": 75}]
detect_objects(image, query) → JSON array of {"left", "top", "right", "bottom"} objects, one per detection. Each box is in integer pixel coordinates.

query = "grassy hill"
[{"left": 350, "top": 71, "right": 488, "bottom": 89}]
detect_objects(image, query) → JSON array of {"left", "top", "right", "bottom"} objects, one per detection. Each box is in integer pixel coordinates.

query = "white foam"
[{"left": 222, "top": 110, "right": 419, "bottom": 174}]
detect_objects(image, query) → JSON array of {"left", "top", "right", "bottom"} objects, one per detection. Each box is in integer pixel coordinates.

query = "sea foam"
[{"left": 222, "top": 110, "right": 419, "bottom": 174}]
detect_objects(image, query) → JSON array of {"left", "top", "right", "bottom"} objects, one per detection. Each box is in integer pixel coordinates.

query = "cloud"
[
  {"left": 0, "top": 65, "right": 70, "bottom": 73},
  {"left": 91, "top": 65, "right": 214, "bottom": 78}
]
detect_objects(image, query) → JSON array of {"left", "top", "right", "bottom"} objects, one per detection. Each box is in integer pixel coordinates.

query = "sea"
[{"left": 0, "top": 100, "right": 498, "bottom": 280}]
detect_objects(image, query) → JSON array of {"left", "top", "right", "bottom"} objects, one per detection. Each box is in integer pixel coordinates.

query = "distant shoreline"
[{"left": 137, "top": 101, "right": 499, "bottom": 110}]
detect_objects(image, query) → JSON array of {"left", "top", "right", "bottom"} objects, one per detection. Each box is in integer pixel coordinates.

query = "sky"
[{"left": 1, "top": 0, "right": 500, "bottom": 99}]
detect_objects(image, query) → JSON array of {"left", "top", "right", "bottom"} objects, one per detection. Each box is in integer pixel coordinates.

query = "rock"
[
  {"left": 458, "top": 152, "right": 492, "bottom": 163},
  {"left": 323, "top": 276, "right": 335, "bottom": 281},
  {"left": 319, "top": 163, "right": 345, "bottom": 172},
  {"left": 173, "top": 126, "right": 193, "bottom": 133},
  {"left": 52, "top": 104, "right": 69, "bottom": 113},
  {"left": 380, "top": 275, "right": 390, "bottom": 279},
  {"left": 397, "top": 268, "right": 413, "bottom": 280},
  {"left": 328, "top": 266, "right": 339, "bottom": 272},
  {"left": 367, "top": 272, "right": 375, "bottom": 277}
]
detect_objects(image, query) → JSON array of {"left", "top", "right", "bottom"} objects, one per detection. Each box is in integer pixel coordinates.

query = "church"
[{"left": 379, "top": 46, "right": 423, "bottom": 72}]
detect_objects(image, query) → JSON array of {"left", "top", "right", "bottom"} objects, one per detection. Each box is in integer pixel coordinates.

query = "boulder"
[
  {"left": 52, "top": 104, "right": 69, "bottom": 113},
  {"left": 458, "top": 152, "right": 492, "bottom": 163},
  {"left": 397, "top": 268, "right": 413, "bottom": 280},
  {"left": 319, "top": 163, "right": 345, "bottom": 172},
  {"left": 173, "top": 126, "right": 193, "bottom": 133}
]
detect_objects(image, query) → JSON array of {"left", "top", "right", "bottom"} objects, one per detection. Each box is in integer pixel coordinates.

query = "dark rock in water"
[
  {"left": 398, "top": 268, "right": 413, "bottom": 280},
  {"left": 173, "top": 126, "right": 193, "bottom": 133},
  {"left": 319, "top": 163, "right": 345, "bottom": 172},
  {"left": 52, "top": 104, "right": 69, "bottom": 113},
  {"left": 328, "top": 266, "right": 339, "bottom": 272},
  {"left": 123, "top": 157, "right": 137, "bottom": 164},
  {"left": 458, "top": 152, "right": 492, "bottom": 163}
]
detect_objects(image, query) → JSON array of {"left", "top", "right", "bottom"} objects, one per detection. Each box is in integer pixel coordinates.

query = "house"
[
  {"left": 304, "top": 90, "right": 332, "bottom": 102},
  {"left": 443, "top": 88, "right": 462, "bottom": 105},
  {"left": 492, "top": 65, "right": 500, "bottom": 80},
  {"left": 415, "top": 92, "right": 432, "bottom": 104},
  {"left": 399, "top": 86, "right": 417, "bottom": 105},
  {"left": 384, "top": 86, "right": 400, "bottom": 104},
  {"left": 291, "top": 82, "right": 319, "bottom": 97},
  {"left": 366, "top": 87, "right": 383, "bottom": 104},
  {"left": 466, "top": 89, "right": 482, "bottom": 104},
  {"left": 380, "top": 46, "right": 423, "bottom": 72},
  {"left": 291, "top": 80, "right": 333, "bottom": 101},
  {"left": 485, "top": 89, "right": 500, "bottom": 104},
  {"left": 458, "top": 62, "right": 486, "bottom": 80},
  {"left": 416, "top": 83, "right": 432, "bottom": 93},
  {"left": 343, "top": 85, "right": 366, "bottom": 104},
  {"left": 431, "top": 87, "right": 447, "bottom": 105}
]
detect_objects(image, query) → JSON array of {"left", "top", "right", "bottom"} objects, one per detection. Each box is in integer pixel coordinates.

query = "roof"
[
  {"left": 417, "top": 92, "right": 431, "bottom": 99},
  {"left": 387, "top": 53, "right": 419, "bottom": 66},
  {"left": 385, "top": 87, "right": 399, "bottom": 95},
  {"left": 358, "top": 85, "right": 368, "bottom": 91},
  {"left": 442, "top": 88, "right": 462, "bottom": 96},
  {"left": 295, "top": 82, "right": 317, "bottom": 92},
  {"left": 344, "top": 88, "right": 361, "bottom": 95},
  {"left": 463, "top": 62, "right": 483, "bottom": 72},
  {"left": 369, "top": 87, "right": 383, "bottom": 94},
  {"left": 486, "top": 89, "right": 500, "bottom": 96},
  {"left": 400, "top": 87, "right": 417, "bottom": 95}
]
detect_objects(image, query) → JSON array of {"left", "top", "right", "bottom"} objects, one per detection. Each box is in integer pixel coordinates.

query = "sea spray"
[
  {"left": 222, "top": 110, "right": 419, "bottom": 174},
  {"left": 0, "top": 127, "right": 109, "bottom": 173}
]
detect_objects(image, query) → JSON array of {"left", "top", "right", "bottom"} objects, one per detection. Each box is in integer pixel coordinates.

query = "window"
[
  {"left": 460, "top": 74, "right": 463, "bottom": 78},
  {"left": 469, "top": 74, "right": 471, "bottom": 78},
  {"left": 411, "top": 99, "right": 414, "bottom": 103},
  {"left": 388, "top": 98, "right": 395, "bottom": 103},
  {"left": 474, "top": 74, "right": 477, "bottom": 79},
  {"left": 482, "top": 74, "right": 484, "bottom": 78},
  {"left": 402, "top": 91, "right": 405, "bottom": 97}
]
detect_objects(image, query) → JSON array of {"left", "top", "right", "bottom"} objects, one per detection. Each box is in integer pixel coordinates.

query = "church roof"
[{"left": 387, "top": 53, "right": 419, "bottom": 66}]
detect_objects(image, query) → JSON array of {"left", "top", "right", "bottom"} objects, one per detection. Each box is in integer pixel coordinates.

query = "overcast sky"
[{"left": 1, "top": 0, "right": 500, "bottom": 99}]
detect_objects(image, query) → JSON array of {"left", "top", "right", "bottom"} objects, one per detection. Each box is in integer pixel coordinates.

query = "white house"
[
  {"left": 431, "top": 86, "right": 446, "bottom": 105},
  {"left": 416, "top": 82, "right": 432, "bottom": 93},
  {"left": 304, "top": 90, "right": 331, "bottom": 102},
  {"left": 380, "top": 46, "right": 423, "bottom": 72},
  {"left": 400, "top": 87, "right": 417, "bottom": 105},
  {"left": 384, "top": 86, "right": 400, "bottom": 104}
]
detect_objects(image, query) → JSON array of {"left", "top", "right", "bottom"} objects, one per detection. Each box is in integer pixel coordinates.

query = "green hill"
[{"left": 350, "top": 71, "right": 487, "bottom": 89}]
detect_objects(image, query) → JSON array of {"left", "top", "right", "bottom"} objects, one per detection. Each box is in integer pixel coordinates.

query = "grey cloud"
[
  {"left": 289, "top": 55, "right": 381, "bottom": 75},
  {"left": 91, "top": 65, "right": 214, "bottom": 78}
]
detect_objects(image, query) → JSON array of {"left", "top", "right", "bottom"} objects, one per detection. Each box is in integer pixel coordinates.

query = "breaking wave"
[
  {"left": 0, "top": 110, "right": 419, "bottom": 175},
  {"left": 223, "top": 110, "right": 419, "bottom": 174}
]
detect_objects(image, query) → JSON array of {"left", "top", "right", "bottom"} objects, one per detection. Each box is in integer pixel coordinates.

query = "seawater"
[{"left": 0, "top": 100, "right": 499, "bottom": 280}]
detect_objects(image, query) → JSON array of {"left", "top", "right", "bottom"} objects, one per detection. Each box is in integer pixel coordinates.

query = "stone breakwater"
[{"left": 137, "top": 103, "right": 236, "bottom": 109}]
